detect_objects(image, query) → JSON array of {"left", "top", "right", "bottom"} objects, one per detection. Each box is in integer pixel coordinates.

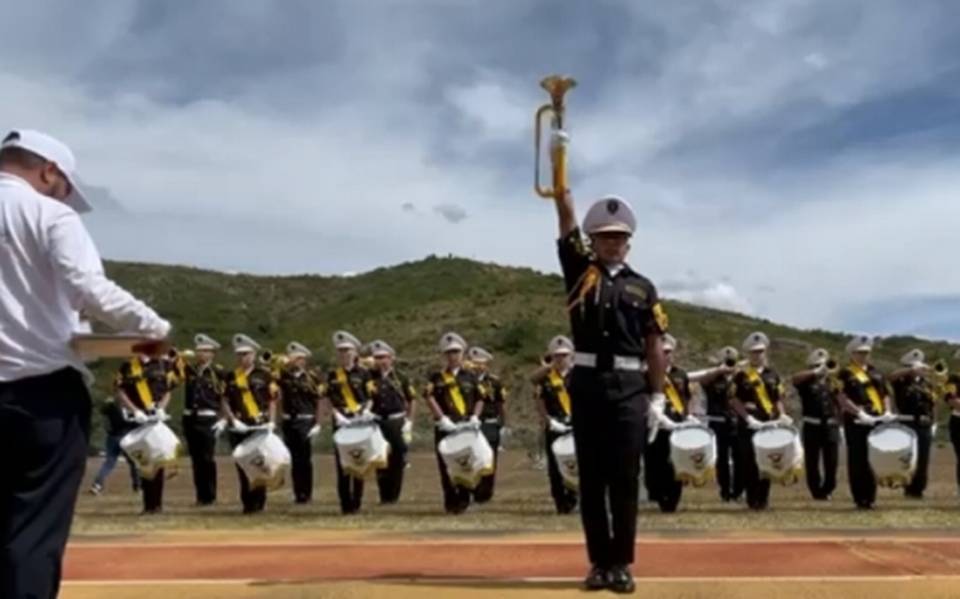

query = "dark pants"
[
  {"left": 570, "top": 369, "right": 647, "bottom": 568},
  {"left": 0, "top": 368, "right": 91, "bottom": 599},
  {"left": 377, "top": 417, "right": 408, "bottom": 504},
  {"left": 709, "top": 419, "right": 743, "bottom": 501},
  {"left": 645, "top": 430, "right": 682, "bottom": 513},
  {"left": 228, "top": 432, "right": 267, "bottom": 513},
  {"left": 802, "top": 423, "right": 839, "bottom": 500},
  {"left": 282, "top": 418, "right": 315, "bottom": 503},
  {"left": 844, "top": 422, "right": 877, "bottom": 508},
  {"left": 737, "top": 424, "right": 771, "bottom": 510},
  {"left": 334, "top": 426, "right": 365, "bottom": 514},
  {"left": 141, "top": 469, "right": 165, "bottom": 513},
  {"left": 951, "top": 416, "right": 960, "bottom": 490},
  {"left": 905, "top": 422, "right": 932, "bottom": 498},
  {"left": 93, "top": 432, "right": 141, "bottom": 491},
  {"left": 435, "top": 429, "right": 471, "bottom": 514},
  {"left": 473, "top": 421, "right": 501, "bottom": 503},
  {"left": 183, "top": 416, "right": 218, "bottom": 505},
  {"left": 545, "top": 428, "right": 578, "bottom": 514}
]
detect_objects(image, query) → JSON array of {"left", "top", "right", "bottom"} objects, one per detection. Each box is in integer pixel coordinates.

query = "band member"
[
  {"left": 945, "top": 350, "right": 960, "bottom": 496},
  {"left": 278, "top": 341, "right": 323, "bottom": 504},
  {"left": 176, "top": 334, "right": 226, "bottom": 506},
  {"left": 425, "top": 332, "right": 485, "bottom": 515},
  {"left": 468, "top": 346, "right": 507, "bottom": 503},
  {"left": 889, "top": 349, "right": 935, "bottom": 499},
  {"left": 113, "top": 353, "right": 179, "bottom": 514},
  {"left": 324, "top": 330, "right": 373, "bottom": 514},
  {"left": 533, "top": 336, "right": 578, "bottom": 514},
  {"left": 837, "top": 335, "right": 895, "bottom": 510},
  {"left": 729, "top": 332, "right": 791, "bottom": 511},
  {"left": 689, "top": 346, "right": 742, "bottom": 502},
  {"left": 221, "top": 334, "right": 280, "bottom": 514},
  {"left": 366, "top": 340, "right": 416, "bottom": 504},
  {"left": 791, "top": 348, "right": 841, "bottom": 500},
  {"left": 551, "top": 183, "right": 668, "bottom": 591},
  {"left": 644, "top": 334, "right": 692, "bottom": 513}
]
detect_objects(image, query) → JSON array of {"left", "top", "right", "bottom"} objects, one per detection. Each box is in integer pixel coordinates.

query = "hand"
[
  {"left": 266, "top": 421, "right": 276, "bottom": 433},
  {"left": 647, "top": 392, "right": 666, "bottom": 430},
  {"left": 437, "top": 416, "right": 457, "bottom": 433},
  {"left": 880, "top": 411, "right": 897, "bottom": 423},
  {"left": 657, "top": 413, "right": 678, "bottom": 431},
  {"left": 155, "top": 408, "right": 169, "bottom": 422},
  {"left": 132, "top": 410, "right": 149, "bottom": 424},
  {"left": 307, "top": 424, "right": 321, "bottom": 439},
  {"left": 746, "top": 415, "right": 763, "bottom": 430},
  {"left": 402, "top": 419, "right": 413, "bottom": 443},
  {"left": 813, "top": 363, "right": 828, "bottom": 376},
  {"left": 550, "top": 129, "right": 570, "bottom": 152},
  {"left": 855, "top": 411, "right": 877, "bottom": 426},
  {"left": 468, "top": 415, "right": 481, "bottom": 430},
  {"left": 778, "top": 413, "right": 794, "bottom": 426},
  {"left": 333, "top": 411, "right": 350, "bottom": 427},
  {"left": 231, "top": 420, "right": 250, "bottom": 433},
  {"left": 684, "top": 415, "right": 701, "bottom": 425},
  {"left": 211, "top": 419, "right": 227, "bottom": 435},
  {"left": 548, "top": 418, "right": 569, "bottom": 434}
]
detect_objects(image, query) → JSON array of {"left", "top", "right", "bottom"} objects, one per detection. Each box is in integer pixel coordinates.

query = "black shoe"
[
  {"left": 608, "top": 565, "right": 636, "bottom": 594},
  {"left": 855, "top": 502, "right": 874, "bottom": 510},
  {"left": 583, "top": 566, "right": 609, "bottom": 591}
]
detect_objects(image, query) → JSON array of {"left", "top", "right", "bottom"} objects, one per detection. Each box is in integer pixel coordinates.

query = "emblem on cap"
[{"left": 606, "top": 199, "right": 619, "bottom": 214}]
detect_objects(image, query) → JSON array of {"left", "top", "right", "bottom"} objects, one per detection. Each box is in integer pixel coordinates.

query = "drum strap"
[
  {"left": 848, "top": 365, "right": 884, "bottom": 414},
  {"left": 745, "top": 367, "right": 774, "bottom": 415},
  {"left": 548, "top": 369, "right": 571, "bottom": 416},
  {"left": 336, "top": 368, "right": 361, "bottom": 413},
  {"left": 129, "top": 358, "right": 155, "bottom": 410},
  {"left": 665, "top": 377, "right": 685, "bottom": 415},
  {"left": 235, "top": 368, "right": 262, "bottom": 420},
  {"left": 441, "top": 371, "right": 467, "bottom": 417}
]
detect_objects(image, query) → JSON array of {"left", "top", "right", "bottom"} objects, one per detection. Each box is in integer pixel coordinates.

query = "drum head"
[
  {"left": 334, "top": 424, "right": 374, "bottom": 445},
  {"left": 671, "top": 427, "right": 712, "bottom": 450},
  {"left": 439, "top": 430, "right": 477, "bottom": 454},
  {"left": 869, "top": 425, "right": 914, "bottom": 451},
  {"left": 753, "top": 427, "right": 794, "bottom": 449}
]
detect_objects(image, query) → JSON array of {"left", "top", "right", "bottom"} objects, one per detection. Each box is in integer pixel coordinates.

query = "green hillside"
[{"left": 86, "top": 256, "right": 958, "bottom": 451}]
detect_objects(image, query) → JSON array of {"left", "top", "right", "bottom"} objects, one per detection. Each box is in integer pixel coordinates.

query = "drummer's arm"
[
  {"left": 689, "top": 366, "right": 730, "bottom": 385},
  {"left": 157, "top": 391, "right": 172, "bottom": 412},
  {"left": 116, "top": 389, "right": 139, "bottom": 416},
  {"left": 838, "top": 392, "right": 862, "bottom": 416},
  {"left": 791, "top": 370, "right": 816, "bottom": 385},
  {"left": 221, "top": 397, "right": 239, "bottom": 425},
  {"left": 729, "top": 396, "right": 750, "bottom": 421},
  {"left": 424, "top": 384, "right": 445, "bottom": 419},
  {"left": 534, "top": 388, "right": 548, "bottom": 425}
]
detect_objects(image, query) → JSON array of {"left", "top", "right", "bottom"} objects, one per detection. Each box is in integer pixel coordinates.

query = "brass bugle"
[
  {"left": 534, "top": 75, "right": 577, "bottom": 201},
  {"left": 932, "top": 360, "right": 948, "bottom": 376},
  {"left": 826, "top": 359, "right": 838, "bottom": 372},
  {"left": 723, "top": 358, "right": 737, "bottom": 368}
]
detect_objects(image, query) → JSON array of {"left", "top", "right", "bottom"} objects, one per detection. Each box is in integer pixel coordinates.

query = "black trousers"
[
  {"left": 545, "top": 428, "right": 578, "bottom": 514},
  {"left": 377, "top": 417, "right": 408, "bottom": 504},
  {"left": 951, "top": 416, "right": 960, "bottom": 490},
  {"left": 435, "top": 429, "right": 471, "bottom": 514},
  {"left": 141, "top": 469, "right": 165, "bottom": 513},
  {"left": 473, "top": 421, "right": 501, "bottom": 503},
  {"left": 905, "top": 422, "right": 932, "bottom": 498},
  {"left": 570, "top": 369, "right": 647, "bottom": 568},
  {"left": 737, "top": 424, "right": 771, "bottom": 510},
  {"left": 844, "top": 422, "right": 876, "bottom": 508},
  {"left": 282, "top": 418, "right": 315, "bottom": 503},
  {"left": 802, "top": 423, "right": 839, "bottom": 500},
  {"left": 709, "top": 419, "right": 743, "bottom": 501},
  {"left": 333, "top": 426, "right": 365, "bottom": 514},
  {"left": 183, "top": 416, "right": 218, "bottom": 505},
  {"left": 644, "top": 430, "right": 682, "bottom": 513},
  {"left": 0, "top": 368, "right": 91, "bottom": 599},
  {"left": 228, "top": 432, "right": 267, "bottom": 513}
]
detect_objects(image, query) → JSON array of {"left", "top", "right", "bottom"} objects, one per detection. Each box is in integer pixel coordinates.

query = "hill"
[{"left": 85, "top": 256, "right": 958, "bottom": 450}]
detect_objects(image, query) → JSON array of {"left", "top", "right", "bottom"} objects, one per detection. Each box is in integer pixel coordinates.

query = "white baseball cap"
[{"left": 1, "top": 129, "right": 92, "bottom": 213}]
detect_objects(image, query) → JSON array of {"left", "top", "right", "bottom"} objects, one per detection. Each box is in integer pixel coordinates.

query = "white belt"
[
  {"left": 803, "top": 416, "right": 838, "bottom": 426},
  {"left": 705, "top": 415, "right": 728, "bottom": 423},
  {"left": 283, "top": 414, "right": 316, "bottom": 421},
  {"left": 573, "top": 352, "right": 645, "bottom": 372},
  {"left": 953, "top": 412, "right": 960, "bottom": 418},
  {"left": 183, "top": 409, "right": 218, "bottom": 417},
  {"left": 482, "top": 418, "right": 502, "bottom": 424},
  {"left": 386, "top": 412, "right": 407, "bottom": 421}
]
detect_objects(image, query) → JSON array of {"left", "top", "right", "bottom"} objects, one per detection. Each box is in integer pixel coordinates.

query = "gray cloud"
[{"left": 433, "top": 204, "right": 468, "bottom": 224}]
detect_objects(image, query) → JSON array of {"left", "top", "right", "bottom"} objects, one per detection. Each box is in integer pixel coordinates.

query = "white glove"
[
  {"left": 550, "top": 129, "right": 570, "bottom": 152},
  {"left": 746, "top": 415, "right": 764, "bottom": 430},
  {"left": 855, "top": 410, "right": 877, "bottom": 426},
  {"left": 468, "top": 415, "right": 481, "bottom": 430},
  {"left": 155, "top": 408, "right": 169, "bottom": 422},
  {"left": 361, "top": 408, "right": 375, "bottom": 422},
  {"left": 231, "top": 420, "right": 250, "bottom": 433},
  {"left": 333, "top": 411, "right": 350, "bottom": 427},
  {"left": 684, "top": 415, "right": 701, "bottom": 425},
  {"left": 402, "top": 419, "right": 413, "bottom": 443},
  {"left": 132, "top": 410, "right": 149, "bottom": 424},
  {"left": 548, "top": 418, "right": 569, "bottom": 434},
  {"left": 656, "top": 412, "right": 678, "bottom": 431},
  {"left": 778, "top": 413, "right": 794, "bottom": 426},
  {"left": 880, "top": 411, "right": 897, "bottom": 423},
  {"left": 265, "top": 421, "right": 276, "bottom": 433},
  {"left": 307, "top": 424, "right": 321, "bottom": 439},
  {"left": 211, "top": 419, "right": 227, "bottom": 435},
  {"left": 437, "top": 416, "right": 457, "bottom": 433},
  {"left": 813, "top": 363, "right": 828, "bottom": 376}
]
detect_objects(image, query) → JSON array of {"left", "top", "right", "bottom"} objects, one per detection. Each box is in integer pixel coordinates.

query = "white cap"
[
  {"left": 900, "top": 348, "right": 924, "bottom": 367},
  {"left": 582, "top": 195, "right": 636, "bottom": 235},
  {"left": 193, "top": 333, "right": 221, "bottom": 351},
  {"left": 846, "top": 335, "right": 873, "bottom": 355},
  {"left": 232, "top": 334, "right": 261, "bottom": 354},
  {"left": 743, "top": 331, "right": 770, "bottom": 352},
  {"left": 439, "top": 332, "right": 467, "bottom": 353},
  {"left": 662, "top": 334, "right": 677, "bottom": 352},
  {"left": 547, "top": 335, "right": 574, "bottom": 355},
  {"left": 467, "top": 347, "right": 493, "bottom": 363},
  {"left": 332, "top": 331, "right": 361, "bottom": 350},
  {"left": 286, "top": 341, "right": 312, "bottom": 359},
  {"left": 806, "top": 348, "right": 829, "bottom": 367},
  {"left": 1, "top": 129, "right": 91, "bottom": 213},
  {"left": 369, "top": 339, "right": 395, "bottom": 357}
]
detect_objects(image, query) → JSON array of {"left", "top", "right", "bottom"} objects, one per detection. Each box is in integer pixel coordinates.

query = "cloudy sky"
[{"left": 3, "top": 1, "right": 960, "bottom": 339}]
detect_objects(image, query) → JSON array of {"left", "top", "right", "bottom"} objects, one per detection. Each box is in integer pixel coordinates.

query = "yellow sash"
[
  {"left": 665, "top": 377, "right": 685, "bottom": 415},
  {"left": 129, "top": 358, "right": 155, "bottom": 410},
  {"left": 745, "top": 367, "right": 774, "bottom": 415},
  {"left": 548, "top": 369, "right": 571, "bottom": 416},
  {"left": 336, "top": 368, "right": 360, "bottom": 413},
  {"left": 234, "top": 368, "right": 261, "bottom": 420},
  {"left": 441, "top": 371, "right": 467, "bottom": 416},
  {"left": 849, "top": 364, "right": 884, "bottom": 414}
]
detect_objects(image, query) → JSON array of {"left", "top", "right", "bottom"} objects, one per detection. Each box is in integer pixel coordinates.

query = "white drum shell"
[
  {"left": 669, "top": 425, "right": 717, "bottom": 487},
  {"left": 752, "top": 424, "right": 804, "bottom": 485},
  {"left": 334, "top": 423, "right": 390, "bottom": 479},
  {"left": 120, "top": 421, "right": 181, "bottom": 480},
  {"left": 868, "top": 423, "right": 917, "bottom": 488},
  {"left": 438, "top": 429, "right": 494, "bottom": 490},
  {"left": 551, "top": 433, "right": 579, "bottom": 491},
  {"left": 232, "top": 431, "right": 292, "bottom": 490}
]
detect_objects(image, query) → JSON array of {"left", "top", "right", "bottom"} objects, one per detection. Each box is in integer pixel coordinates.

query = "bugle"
[{"left": 534, "top": 75, "right": 577, "bottom": 201}]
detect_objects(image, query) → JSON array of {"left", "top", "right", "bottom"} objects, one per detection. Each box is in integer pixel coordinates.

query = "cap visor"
[
  {"left": 64, "top": 175, "right": 92, "bottom": 214},
  {"left": 587, "top": 225, "right": 633, "bottom": 235}
]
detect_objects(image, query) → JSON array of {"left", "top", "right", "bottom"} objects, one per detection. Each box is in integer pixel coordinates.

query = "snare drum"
[
  {"left": 752, "top": 424, "right": 803, "bottom": 485},
  {"left": 437, "top": 429, "right": 494, "bottom": 490},
  {"left": 670, "top": 425, "right": 717, "bottom": 487},
  {"left": 232, "top": 430, "right": 292, "bottom": 490},
  {"left": 868, "top": 423, "right": 917, "bottom": 488},
  {"left": 334, "top": 423, "right": 390, "bottom": 479},
  {"left": 550, "top": 433, "right": 578, "bottom": 491},
  {"left": 120, "top": 421, "right": 181, "bottom": 480}
]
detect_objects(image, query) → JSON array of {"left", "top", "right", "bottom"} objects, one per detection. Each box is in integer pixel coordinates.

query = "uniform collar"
[{"left": 0, "top": 172, "right": 34, "bottom": 190}]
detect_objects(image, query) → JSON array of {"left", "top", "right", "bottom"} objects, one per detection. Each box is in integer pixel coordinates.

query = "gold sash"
[
  {"left": 336, "top": 368, "right": 360, "bottom": 413},
  {"left": 548, "top": 369, "right": 571, "bottom": 416},
  {"left": 665, "top": 377, "right": 685, "bottom": 415},
  {"left": 234, "top": 368, "right": 261, "bottom": 420},
  {"left": 129, "top": 358, "right": 155, "bottom": 410},
  {"left": 848, "top": 364, "right": 884, "bottom": 414},
  {"left": 745, "top": 367, "right": 774, "bottom": 415},
  {"left": 441, "top": 371, "right": 467, "bottom": 416}
]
